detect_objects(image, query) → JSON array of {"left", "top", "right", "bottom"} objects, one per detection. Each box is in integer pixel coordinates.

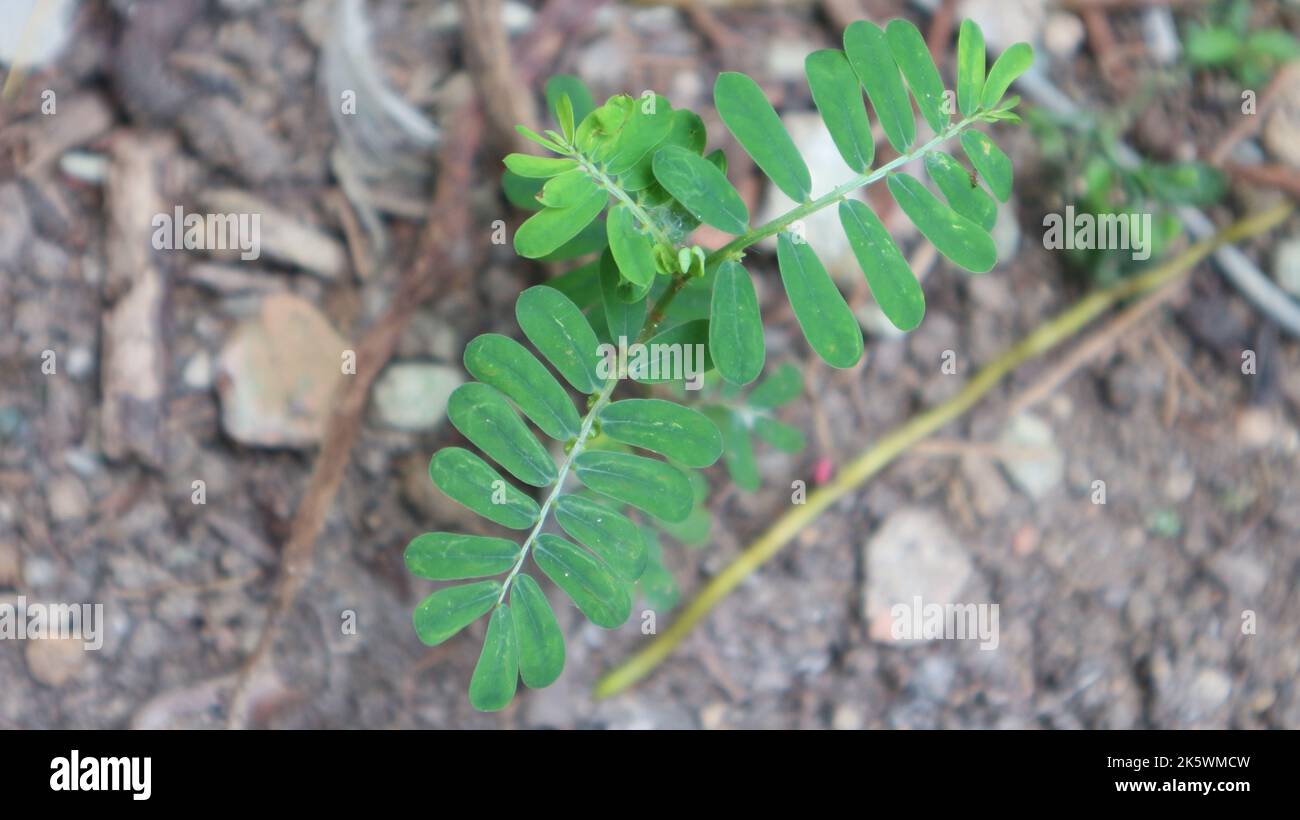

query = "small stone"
[
  {"left": 215, "top": 293, "right": 348, "bottom": 448},
  {"left": 1163, "top": 466, "right": 1196, "bottom": 503},
  {"left": 1209, "top": 553, "right": 1268, "bottom": 599},
  {"left": 831, "top": 704, "right": 863, "bottom": 730},
  {"left": 1141, "top": 8, "right": 1181, "bottom": 65},
  {"left": 1273, "top": 237, "right": 1300, "bottom": 298},
  {"left": 1043, "top": 12, "right": 1084, "bottom": 60},
  {"left": 66, "top": 346, "right": 94, "bottom": 379},
  {"left": 25, "top": 638, "right": 87, "bottom": 687},
  {"left": 182, "top": 351, "right": 213, "bottom": 390},
  {"left": 1189, "top": 667, "right": 1232, "bottom": 713},
  {"left": 865, "top": 508, "right": 974, "bottom": 643},
  {"left": 47, "top": 473, "right": 90, "bottom": 523},
  {"left": 1264, "top": 67, "right": 1300, "bottom": 172},
  {"left": 997, "top": 413, "right": 1064, "bottom": 499},
  {"left": 371, "top": 362, "right": 463, "bottom": 431},
  {"left": 959, "top": 0, "right": 1047, "bottom": 50},
  {"left": 699, "top": 702, "right": 728, "bottom": 730}
]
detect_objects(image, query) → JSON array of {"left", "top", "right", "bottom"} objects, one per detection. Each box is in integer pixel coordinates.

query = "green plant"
[
  {"left": 406, "top": 18, "right": 1031, "bottom": 711},
  {"left": 1183, "top": 0, "right": 1300, "bottom": 87}
]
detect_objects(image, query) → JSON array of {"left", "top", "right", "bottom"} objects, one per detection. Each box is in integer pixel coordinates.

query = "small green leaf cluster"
[{"left": 1183, "top": 0, "right": 1300, "bottom": 87}]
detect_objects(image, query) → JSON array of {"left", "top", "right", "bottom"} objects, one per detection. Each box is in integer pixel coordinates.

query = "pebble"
[
  {"left": 215, "top": 293, "right": 348, "bottom": 448},
  {"left": 1043, "top": 12, "right": 1085, "bottom": 60},
  {"left": 997, "top": 413, "right": 1064, "bottom": 499},
  {"left": 47, "top": 473, "right": 90, "bottom": 523},
  {"left": 25, "top": 638, "right": 87, "bottom": 688},
  {"left": 1264, "top": 68, "right": 1300, "bottom": 172},
  {"left": 1273, "top": 237, "right": 1300, "bottom": 298},
  {"left": 371, "top": 362, "right": 463, "bottom": 431},
  {"left": 864, "top": 508, "right": 974, "bottom": 643}
]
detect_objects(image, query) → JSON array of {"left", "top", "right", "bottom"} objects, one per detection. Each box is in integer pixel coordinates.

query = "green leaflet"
[
  {"left": 959, "top": 131, "right": 1013, "bottom": 203},
  {"left": 516, "top": 124, "right": 567, "bottom": 154},
  {"left": 747, "top": 362, "right": 803, "bottom": 409},
  {"left": 554, "top": 494, "right": 648, "bottom": 582},
  {"left": 547, "top": 259, "right": 601, "bottom": 309},
  {"left": 981, "top": 42, "right": 1033, "bottom": 110},
  {"left": 637, "top": 530, "right": 679, "bottom": 610},
  {"left": 805, "top": 49, "right": 874, "bottom": 173},
  {"left": 539, "top": 218, "right": 606, "bottom": 262},
  {"left": 447, "top": 383, "right": 557, "bottom": 488},
  {"left": 516, "top": 286, "right": 603, "bottom": 394},
  {"left": 575, "top": 95, "right": 634, "bottom": 159},
  {"left": 924, "top": 152, "right": 998, "bottom": 231},
  {"left": 654, "top": 503, "right": 711, "bottom": 546},
  {"left": 502, "top": 170, "right": 544, "bottom": 211},
  {"left": 652, "top": 145, "right": 749, "bottom": 235},
  {"left": 464, "top": 333, "right": 581, "bottom": 441},
  {"left": 514, "top": 178, "right": 607, "bottom": 259},
  {"left": 631, "top": 319, "right": 714, "bottom": 385},
  {"left": 599, "top": 249, "right": 646, "bottom": 343},
  {"left": 502, "top": 154, "right": 577, "bottom": 179},
  {"left": 844, "top": 20, "right": 915, "bottom": 153},
  {"left": 573, "top": 450, "right": 693, "bottom": 522},
  {"left": 838, "top": 199, "right": 925, "bottom": 332},
  {"left": 956, "top": 20, "right": 986, "bottom": 117},
  {"left": 510, "top": 573, "right": 565, "bottom": 689},
  {"left": 412, "top": 580, "right": 501, "bottom": 647},
  {"left": 598, "top": 398, "right": 722, "bottom": 468},
  {"left": 885, "top": 19, "right": 948, "bottom": 134},
  {"left": 404, "top": 532, "right": 521, "bottom": 581},
  {"left": 545, "top": 74, "right": 596, "bottom": 125},
  {"left": 429, "top": 448, "right": 539, "bottom": 530},
  {"left": 714, "top": 71, "right": 811, "bottom": 202},
  {"left": 887, "top": 173, "right": 996, "bottom": 274},
  {"left": 468, "top": 604, "right": 518, "bottom": 712},
  {"left": 605, "top": 204, "right": 657, "bottom": 288},
  {"left": 708, "top": 407, "right": 759, "bottom": 492},
  {"left": 753, "top": 417, "right": 806, "bottom": 453},
  {"left": 620, "top": 108, "right": 706, "bottom": 191},
  {"left": 534, "top": 534, "right": 632, "bottom": 629},
  {"left": 605, "top": 94, "right": 674, "bottom": 175},
  {"left": 709, "top": 260, "right": 765, "bottom": 386},
  {"left": 775, "top": 233, "right": 864, "bottom": 369}
]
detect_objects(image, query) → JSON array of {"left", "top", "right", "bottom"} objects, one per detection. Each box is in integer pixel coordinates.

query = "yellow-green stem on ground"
[{"left": 593, "top": 201, "right": 1293, "bottom": 700}]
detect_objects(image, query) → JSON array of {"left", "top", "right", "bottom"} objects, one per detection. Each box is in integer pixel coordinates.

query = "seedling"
[{"left": 406, "top": 18, "right": 1032, "bottom": 710}]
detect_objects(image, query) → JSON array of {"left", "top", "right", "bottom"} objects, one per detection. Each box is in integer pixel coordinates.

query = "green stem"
[{"left": 704, "top": 114, "right": 980, "bottom": 267}]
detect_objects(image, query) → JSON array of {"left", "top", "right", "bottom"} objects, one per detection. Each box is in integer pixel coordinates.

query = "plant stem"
[
  {"left": 703, "top": 115, "right": 980, "bottom": 266},
  {"left": 592, "top": 200, "right": 1294, "bottom": 699}
]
